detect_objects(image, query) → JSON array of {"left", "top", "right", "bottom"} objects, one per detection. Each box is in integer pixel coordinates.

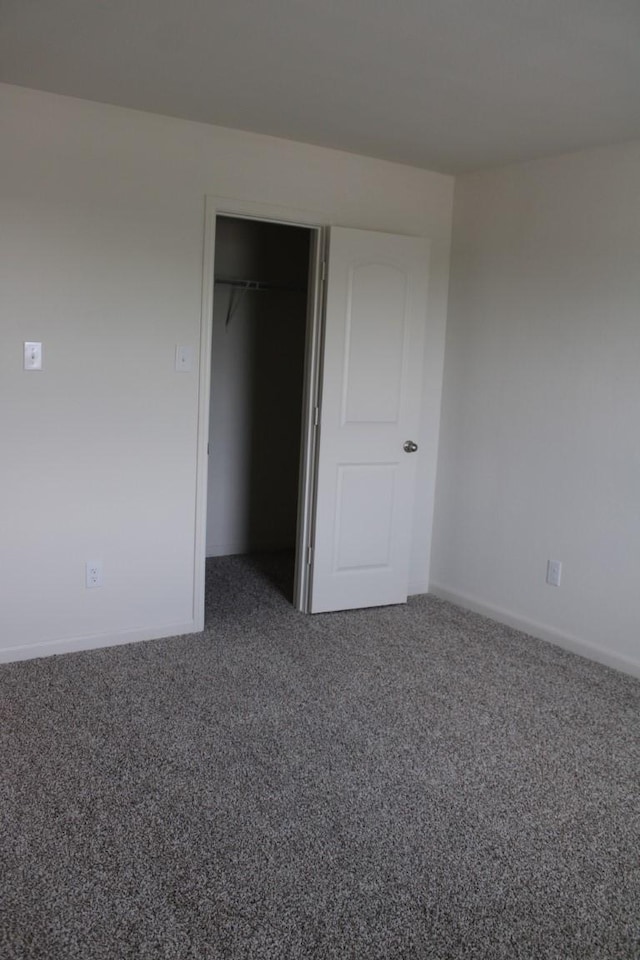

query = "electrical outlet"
[
  {"left": 86, "top": 560, "right": 103, "bottom": 589},
  {"left": 546, "top": 559, "right": 562, "bottom": 587}
]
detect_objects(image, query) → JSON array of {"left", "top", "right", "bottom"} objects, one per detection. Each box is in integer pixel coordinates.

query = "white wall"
[
  {"left": 432, "top": 141, "right": 640, "bottom": 677},
  {"left": 0, "top": 83, "right": 453, "bottom": 661},
  {"left": 207, "top": 217, "right": 308, "bottom": 556}
]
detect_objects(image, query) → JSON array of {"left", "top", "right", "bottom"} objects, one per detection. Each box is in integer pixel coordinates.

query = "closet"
[{"left": 205, "top": 216, "right": 313, "bottom": 588}]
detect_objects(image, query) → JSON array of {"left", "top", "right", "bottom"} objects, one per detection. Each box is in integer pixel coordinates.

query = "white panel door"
[{"left": 310, "top": 227, "right": 430, "bottom": 613}]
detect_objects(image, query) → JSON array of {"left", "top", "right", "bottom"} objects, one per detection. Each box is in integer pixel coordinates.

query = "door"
[{"left": 310, "top": 227, "right": 430, "bottom": 613}]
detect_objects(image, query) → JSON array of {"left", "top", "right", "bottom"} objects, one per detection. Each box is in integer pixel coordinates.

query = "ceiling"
[{"left": 1, "top": 0, "right": 639, "bottom": 174}]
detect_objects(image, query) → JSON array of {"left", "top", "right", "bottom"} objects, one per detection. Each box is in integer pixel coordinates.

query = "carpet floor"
[{"left": 1, "top": 553, "right": 639, "bottom": 960}]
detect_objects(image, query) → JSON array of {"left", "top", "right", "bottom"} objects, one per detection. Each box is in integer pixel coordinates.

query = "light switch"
[
  {"left": 175, "top": 345, "right": 194, "bottom": 372},
  {"left": 24, "top": 342, "right": 42, "bottom": 370}
]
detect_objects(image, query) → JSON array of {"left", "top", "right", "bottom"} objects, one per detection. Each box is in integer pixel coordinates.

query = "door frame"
[{"left": 194, "top": 196, "right": 327, "bottom": 628}]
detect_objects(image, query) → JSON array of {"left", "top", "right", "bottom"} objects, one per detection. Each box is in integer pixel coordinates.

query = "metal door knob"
[{"left": 403, "top": 440, "right": 418, "bottom": 453}]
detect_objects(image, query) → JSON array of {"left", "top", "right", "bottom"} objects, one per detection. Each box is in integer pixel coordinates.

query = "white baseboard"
[
  {"left": 429, "top": 582, "right": 640, "bottom": 680},
  {"left": 0, "top": 619, "right": 199, "bottom": 664}
]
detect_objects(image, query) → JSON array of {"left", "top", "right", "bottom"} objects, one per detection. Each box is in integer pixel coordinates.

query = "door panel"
[
  {"left": 342, "top": 263, "right": 406, "bottom": 423},
  {"left": 334, "top": 463, "right": 397, "bottom": 570},
  {"left": 310, "top": 227, "right": 430, "bottom": 613}
]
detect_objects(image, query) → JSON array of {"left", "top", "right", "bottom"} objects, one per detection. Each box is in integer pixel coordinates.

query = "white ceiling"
[{"left": 2, "top": 0, "right": 639, "bottom": 173}]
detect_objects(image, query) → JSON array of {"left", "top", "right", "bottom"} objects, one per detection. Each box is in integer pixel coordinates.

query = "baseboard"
[
  {"left": 0, "top": 619, "right": 199, "bottom": 664},
  {"left": 429, "top": 582, "right": 640, "bottom": 680}
]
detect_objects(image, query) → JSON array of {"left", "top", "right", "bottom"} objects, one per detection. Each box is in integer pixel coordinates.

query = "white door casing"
[{"left": 310, "top": 227, "right": 430, "bottom": 613}]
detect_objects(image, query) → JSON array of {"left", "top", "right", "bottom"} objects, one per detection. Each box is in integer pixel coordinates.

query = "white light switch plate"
[
  {"left": 24, "top": 342, "right": 42, "bottom": 370},
  {"left": 175, "top": 345, "right": 194, "bottom": 372}
]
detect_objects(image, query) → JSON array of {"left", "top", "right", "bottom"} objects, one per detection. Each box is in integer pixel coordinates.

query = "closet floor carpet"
[{"left": 2, "top": 553, "right": 639, "bottom": 960}]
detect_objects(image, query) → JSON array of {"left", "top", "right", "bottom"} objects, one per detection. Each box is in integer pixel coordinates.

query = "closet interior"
[{"left": 206, "top": 216, "right": 313, "bottom": 591}]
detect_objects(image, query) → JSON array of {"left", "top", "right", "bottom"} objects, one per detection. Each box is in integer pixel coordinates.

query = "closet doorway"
[{"left": 205, "top": 215, "right": 322, "bottom": 613}]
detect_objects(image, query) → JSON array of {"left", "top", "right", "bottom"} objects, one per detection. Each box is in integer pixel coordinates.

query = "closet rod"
[
  {"left": 217, "top": 277, "right": 307, "bottom": 327},
  {"left": 215, "top": 278, "right": 305, "bottom": 293}
]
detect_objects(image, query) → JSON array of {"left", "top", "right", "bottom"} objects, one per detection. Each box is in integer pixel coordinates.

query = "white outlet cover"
[
  {"left": 86, "top": 559, "right": 103, "bottom": 589},
  {"left": 546, "top": 559, "right": 562, "bottom": 587}
]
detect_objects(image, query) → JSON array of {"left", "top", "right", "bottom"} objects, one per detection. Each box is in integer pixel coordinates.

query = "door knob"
[{"left": 403, "top": 440, "right": 418, "bottom": 453}]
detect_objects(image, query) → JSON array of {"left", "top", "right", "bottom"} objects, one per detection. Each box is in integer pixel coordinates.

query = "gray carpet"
[{"left": 1, "top": 553, "right": 639, "bottom": 960}]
